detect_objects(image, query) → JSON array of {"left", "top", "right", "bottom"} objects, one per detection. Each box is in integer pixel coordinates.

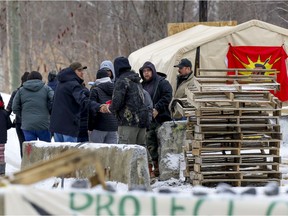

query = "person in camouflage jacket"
[{"left": 109, "top": 57, "right": 148, "bottom": 145}]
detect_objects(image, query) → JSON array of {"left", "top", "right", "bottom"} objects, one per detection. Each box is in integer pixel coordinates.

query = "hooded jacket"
[
  {"left": 50, "top": 67, "right": 100, "bottom": 137},
  {"left": 12, "top": 79, "right": 54, "bottom": 131},
  {"left": 110, "top": 57, "right": 146, "bottom": 128},
  {"left": 100, "top": 60, "right": 116, "bottom": 83},
  {"left": 139, "top": 61, "right": 172, "bottom": 124},
  {"left": 89, "top": 80, "right": 118, "bottom": 131}
]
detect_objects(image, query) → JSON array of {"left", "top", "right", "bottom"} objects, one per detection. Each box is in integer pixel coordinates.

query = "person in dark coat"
[
  {"left": 12, "top": 71, "right": 54, "bottom": 142},
  {"left": 0, "top": 94, "right": 14, "bottom": 175},
  {"left": 6, "top": 72, "right": 29, "bottom": 158},
  {"left": 88, "top": 69, "right": 118, "bottom": 143},
  {"left": 139, "top": 61, "right": 173, "bottom": 177},
  {"left": 109, "top": 57, "right": 149, "bottom": 145},
  {"left": 47, "top": 70, "right": 58, "bottom": 91},
  {"left": 50, "top": 62, "right": 100, "bottom": 142}
]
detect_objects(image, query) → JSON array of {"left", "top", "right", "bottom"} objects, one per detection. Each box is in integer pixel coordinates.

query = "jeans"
[
  {"left": 54, "top": 133, "right": 77, "bottom": 142},
  {"left": 22, "top": 130, "right": 51, "bottom": 142}
]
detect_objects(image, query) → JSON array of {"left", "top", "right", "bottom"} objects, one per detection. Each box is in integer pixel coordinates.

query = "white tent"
[{"left": 128, "top": 20, "right": 288, "bottom": 92}]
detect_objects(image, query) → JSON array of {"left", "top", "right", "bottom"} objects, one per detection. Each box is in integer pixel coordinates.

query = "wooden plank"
[{"left": 9, "top": 149, "right": 106, "bottom": 189}]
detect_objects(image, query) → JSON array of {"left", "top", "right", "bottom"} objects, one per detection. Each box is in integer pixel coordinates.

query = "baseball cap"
[
  {"left": 70, "top": 62, "right": 87, "bottom": 71},
  {"left": 174, "top": 58, "right": 192, "bottom": 68}
]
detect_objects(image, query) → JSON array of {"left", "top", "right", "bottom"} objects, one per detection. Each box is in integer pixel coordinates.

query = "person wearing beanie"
[
  {"left": 108, "top": 56, "right": 150, "bottom": 146},
  {"left": 6, "top": 71, "right": 30, "bottom": 158},
  {"left": 100, "top": 60, "right": 116, "bottom": 83},
  {"left": 0, "top": 93, "right": 14, "bottom": 175},
  {"left": 12, "top": 71, "right": 54, "bottom": 143},
  {"left": 88, "top": 68, "right": 118, "bottom": 144}
]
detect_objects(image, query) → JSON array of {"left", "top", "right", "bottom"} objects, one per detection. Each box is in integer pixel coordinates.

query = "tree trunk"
[
  {"left": 6, "top": 0, "right": 21, "bottom": 91},
  {"left": 199, "top": 0, "right": 208, "bottom": 22}
]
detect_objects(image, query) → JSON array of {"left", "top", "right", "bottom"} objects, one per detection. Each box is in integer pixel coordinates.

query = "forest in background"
[{"left": 0, "top": 0, "right": 287, "bottom": 93}]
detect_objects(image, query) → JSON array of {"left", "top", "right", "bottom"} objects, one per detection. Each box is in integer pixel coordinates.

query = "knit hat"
[{"left": 96, "top": 68, "right": 109, "bottom": 79}]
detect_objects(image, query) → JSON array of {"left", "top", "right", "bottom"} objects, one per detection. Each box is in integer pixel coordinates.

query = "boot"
[
  {"left": 0, "top": 163, "right": 6, "bottom": 176},
  {"left": 153, "top": 160, "right": 159, "bottom": 177},
  {"left": 148, "top": 164, "right": 155, "bottom": 178}
]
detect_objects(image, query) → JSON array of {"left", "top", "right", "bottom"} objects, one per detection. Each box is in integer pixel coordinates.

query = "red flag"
[{"left": 226, "top": 45, "right": 288, "bottom": 101}]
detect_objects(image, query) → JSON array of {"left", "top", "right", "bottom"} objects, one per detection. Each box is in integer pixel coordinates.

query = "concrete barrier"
[
  {"left": 21, "top": 142, "right": 151, "bottom": 190},
  {"left": 157, "top": 121, "right": 187, "bottom": 180}
]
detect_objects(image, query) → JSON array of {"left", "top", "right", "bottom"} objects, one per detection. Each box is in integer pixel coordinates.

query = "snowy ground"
[{"left": 2, "top": 92, "right": 288, "bottom": 193}]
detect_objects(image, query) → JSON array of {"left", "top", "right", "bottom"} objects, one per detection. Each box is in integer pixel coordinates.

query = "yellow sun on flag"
[{"left": 233, "top": 54, "right": 281, "bottom": 75}]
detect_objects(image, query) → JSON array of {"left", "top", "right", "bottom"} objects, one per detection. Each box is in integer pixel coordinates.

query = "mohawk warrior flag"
[{"left": 226, "top": 45, "right": 288, "bottom": 101}]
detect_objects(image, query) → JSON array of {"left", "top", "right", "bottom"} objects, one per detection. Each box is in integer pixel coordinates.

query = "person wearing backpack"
[
  {"left": 139, "top": 61, "right": 173, "bottom": 178},
  {"left": 109, "top": 57, "right": 150, "bottom": 145}
]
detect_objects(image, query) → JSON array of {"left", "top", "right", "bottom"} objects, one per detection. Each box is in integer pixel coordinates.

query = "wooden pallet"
[
  {"left": 183, "top": 68, "right": 282, "bottom": 187},
  {"left": 190, "top": 170, "right": 281, "bottom": 187},
  {"left": 195, "top": 68, "right": 278, "bottom": 77}
]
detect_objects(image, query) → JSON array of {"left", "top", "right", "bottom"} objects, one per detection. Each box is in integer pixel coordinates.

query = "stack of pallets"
[{"left": 183, "top": 69, "right": 282, "bottom": 186}]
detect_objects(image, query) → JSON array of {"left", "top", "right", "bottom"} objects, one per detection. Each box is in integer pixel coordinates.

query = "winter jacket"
[
  {"left": 110, "top": 69, "right": 147, "bottom": 128},
  {"left": 12, "top": 79, "right": 54, "bottom": 131},
  {"left": 174, "top": 72, "right": 194, "bottom": 98},
  {"left": 140, "top": 61, "right": 172, "bottom": 124},
  {"left": 50, "top": 67, "right": 100, "bottom": 137},
  {"left": 89, "top": 78, "right": 118, "bottom": 131}
]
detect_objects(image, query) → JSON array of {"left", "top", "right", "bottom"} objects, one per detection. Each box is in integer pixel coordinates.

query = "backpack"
[{"left": 136, "top": 84, "right": 153, "bottom": 128}]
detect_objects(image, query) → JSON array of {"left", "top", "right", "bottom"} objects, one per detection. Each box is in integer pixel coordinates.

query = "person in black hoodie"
[
  {"left": 0, "top": 93, "right": 13, "bottom": 175},
  {"left": 139, "top": 61, "right": 173, "bottom": 177},
  {"left": 50, "top": 62, "right": 100, "bottom": 142},
  {"left": 109, "top": 57, "right": 149, "bottom": 145},
  {"left": 88, "top": 69, "right": 118, "bottom": 143}
]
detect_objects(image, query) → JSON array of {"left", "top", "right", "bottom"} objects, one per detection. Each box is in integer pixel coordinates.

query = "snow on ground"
[{"left": 1, "top": 92, "right": 288, "bottom": 193}]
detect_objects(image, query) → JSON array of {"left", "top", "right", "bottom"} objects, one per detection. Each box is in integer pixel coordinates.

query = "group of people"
[{"left": 0, "top": 57, "right": 194, "bottom": 178}]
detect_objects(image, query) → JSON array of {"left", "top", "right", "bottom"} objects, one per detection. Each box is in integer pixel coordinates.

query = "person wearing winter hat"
[
  {"left": 0, "top": 93, "right": 13, "bottom": 175},
  {"left": 109, "top": 56, "right": 149, "bottom": 146},
  {"left": 88, "top": 68, "right": 118, "bottom": 144},
  {"left": 6, "top": 71, "right": 29, "bottom": 158},
  {"left": 100, "top": 60, "right": 116, "bottom": 83}
]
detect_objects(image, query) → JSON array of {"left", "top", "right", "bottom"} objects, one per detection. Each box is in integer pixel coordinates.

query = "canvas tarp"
[{"left": 128, "top": 20, "right": 288, "bottom": 95}]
